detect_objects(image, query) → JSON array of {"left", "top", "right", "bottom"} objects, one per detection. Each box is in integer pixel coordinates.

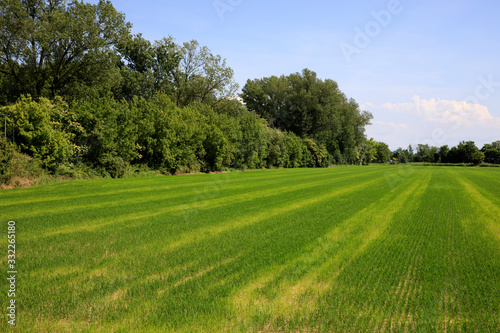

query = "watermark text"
[{"left": 6, "top": 221, "right": 16, "bottom": 326}]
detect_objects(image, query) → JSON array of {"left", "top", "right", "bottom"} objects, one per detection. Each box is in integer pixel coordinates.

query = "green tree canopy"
[
  {"left": 456, "top": 141, "right": 479, "bottom": 164},
  {"left": 0, "top": 0, "right": 131, "bottom": 103},
  {"left": 171, "top": 40, "right": 239, "bottom": 107},
  {"left": 115, "top": 34, "right": 181, "bottom": 100},
  {"left": 368, "top": 139, "right": 391, "bottom": 163},
  {"left": 241, "top": 69, "right": 372, "bottom": 164},
  {"left": 481, "top": 141, "right": 500, "bottom": 164}
]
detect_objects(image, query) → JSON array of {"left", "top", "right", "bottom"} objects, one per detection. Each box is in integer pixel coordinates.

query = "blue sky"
[{"left": 94, "top": 0, "right": 500, "bottom": 150}]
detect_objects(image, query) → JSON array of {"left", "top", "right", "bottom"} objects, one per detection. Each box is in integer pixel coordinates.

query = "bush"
[
  {"left": 233, "top": 112, "right": 267, "bottom": 169},
  {"left": 302, "top": 138, "right": 330, "bottom": 167},
  {"left": 0, "top": 136, "right": 46, "bottom": 188},
  {"left": 99, "top": 153, "right": 127, "bottom": 178},
  {"left": 0, "top": 136, "right": 16, "bottom": 183},
  {"left": 265, "top": 127, "right": 288, "bottom": 168},
  {"left": 73, "top": 96, "right": 139, "bottom": 167},
  {"left": 285, "top": 132, "right": 305, "bottom": 168},
  {"left": 471, "top": 151, "right": 485, "bottom": 166},
  {"left": 54, "top": 162, "right": 105, "bottom": 179},
  {"left": 1, "top": 96, "right": 74, "bottom": 171}
]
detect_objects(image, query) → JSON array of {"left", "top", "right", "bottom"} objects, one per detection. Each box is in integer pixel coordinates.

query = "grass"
[{"left": 1, "top": 165, "right": 499, "bottom": 332}]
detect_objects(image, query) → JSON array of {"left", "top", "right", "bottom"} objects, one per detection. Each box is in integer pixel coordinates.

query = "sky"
[{"left": 91, "top": 0, "right": 500, "bottom": 150}]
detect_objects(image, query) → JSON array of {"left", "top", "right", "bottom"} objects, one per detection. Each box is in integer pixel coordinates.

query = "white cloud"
[
  {"left": 382, "top": 95, "right": 495, "bottom": 123},
  {"left": 365, "top": 95, "right": 500, "bottom": 150},
  {"left": 370, "top": 120, "right": 408, "bottom": 132}
]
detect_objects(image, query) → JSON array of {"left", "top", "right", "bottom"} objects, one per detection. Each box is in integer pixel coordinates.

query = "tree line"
[{"left": 391, "top": 141, "right": 500, "bottom": 166}]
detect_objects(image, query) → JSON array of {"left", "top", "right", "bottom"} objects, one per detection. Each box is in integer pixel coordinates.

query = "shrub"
[
  {"left": 236, "top": 113, "right": 268, "bottom": 169},
  {"left": 471, "top": 151, "right": 485, "bottom": 166},
  {"left": 54, "top": 162, "right": 105, "bottom": 179},
  {"left": 0, "top": 136, "right": 46, "bottom": 188},
  {"left": 302, "top": 138, "right": 330, "bottom": 167},
  {"left": 99, "top": 153, "right": 127, "bottom": 178},
  {"left": 265, "top": 127, "right": 288, "bottom": 168},
  {"left": 285, "top": 132, "right": 305, "bottom": 168},
  {"left": 1, "top": 96, "right": 74, "bottom": 171}
]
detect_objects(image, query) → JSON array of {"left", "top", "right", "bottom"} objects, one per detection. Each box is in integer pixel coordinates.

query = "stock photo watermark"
[
  {"left": 340, "top": 0, "right": 406, "bottom": 63},
  {"left": 213, "top": 0, "right": 243, "bottom": 21},
  {"left": 6, "top": 221, "right": 17, "bottom": 326}
]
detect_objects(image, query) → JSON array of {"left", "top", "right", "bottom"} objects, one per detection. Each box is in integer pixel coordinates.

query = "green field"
[{"left": 1, "top": 166, "right": 499, "bottom": 332}]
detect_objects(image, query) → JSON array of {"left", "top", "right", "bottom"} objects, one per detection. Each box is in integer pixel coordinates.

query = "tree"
[
  {"left": 0, "top": 0, "right": 131, "bottom": 103},
  {"left": 171, "top": 40, "right": 238, "bottom": 107},
  {"left": 438, "top": 145, "right": 450, "bottom": 163},
  {"left": 471, "top": 150, "right": 485, "bottom": 166},
  {"left": 447, "top": 146, "right": 460, "bottom": 163},
  {"left": 357, "top": 141, "right": 375, "bottom": 165},
  {"left": 373, "top": 140, "right": 391, "bottom": 163},
  {"left": 415, "top": 144, "right": 431, "bottom": 162},
  {"left": 235, "top": 112, "right": 268, "bottom": 169},
  {"left": 285, "top": 132, "right": 305, "bottom": 168},
  {"left": 264, "top": 127, "right": 288, "bottom": 168},
  {"left": 115, "top": 34, "right": 181, "bottom": 100},
  {"left": 482, "top": 141, "right": 500, "bottom": 164},
  {"left": 406, "top": 144, "right": 415, "bottom": 161},
  {"left": 241, "top": 69, "right": 372, "bottom": 163},
  {"left": 73, "top": 95, "right": 140, "bottom": 175},
  {"left": 489, "top": 140, "right": 500, "bottom": 149},
  {"left": 456, "top": 141, "right": 478, "bottom": 164},
  {"left": 392, "top": 147, "right": 410, "bottom": 163},
  {"left": 483, "top": 148, "right": 500, "bottom": 164},
  {"left": 240, "top": 74, "right": 291, "bottom": 129},
  {"left": 367, "top": 139, "right": 391, "bottom": 164}
]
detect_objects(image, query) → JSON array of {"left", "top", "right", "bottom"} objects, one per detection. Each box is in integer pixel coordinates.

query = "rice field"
[{"left": 1, "top": 165, "right": 499, "bottom": 332}]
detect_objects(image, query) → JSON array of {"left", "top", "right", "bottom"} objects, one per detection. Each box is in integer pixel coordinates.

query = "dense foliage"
[
  {"left": 0, "top": 93, "right": 341, "bottom": 183},
  {"left": 0, "top": 0, "right": 130, "bottom": 103}
]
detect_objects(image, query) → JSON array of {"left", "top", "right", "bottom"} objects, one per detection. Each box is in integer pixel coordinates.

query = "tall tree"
[
  {"left": 241, "top": 69, "right": 372, "bottom": 163},
  {"left": 171, "top": 40, "right": 238, "bottom": 107},
  {"left": 115, "top": 34, "right": 181, "bottom": 100},
  {"left": 456, "top": 141, "right": 478, "bottom": 164},
  {"left": 481, "top": 141, "right": 500, "bottom": 164},
  {"left": 0, "top": 0, "right": 131, "bottom": 103},
  {"left": 372, "top": 140, "right": 391, "bottom": 163},
  {"left": 438, "top": 145, "right": 450, "bottom": 163}
]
